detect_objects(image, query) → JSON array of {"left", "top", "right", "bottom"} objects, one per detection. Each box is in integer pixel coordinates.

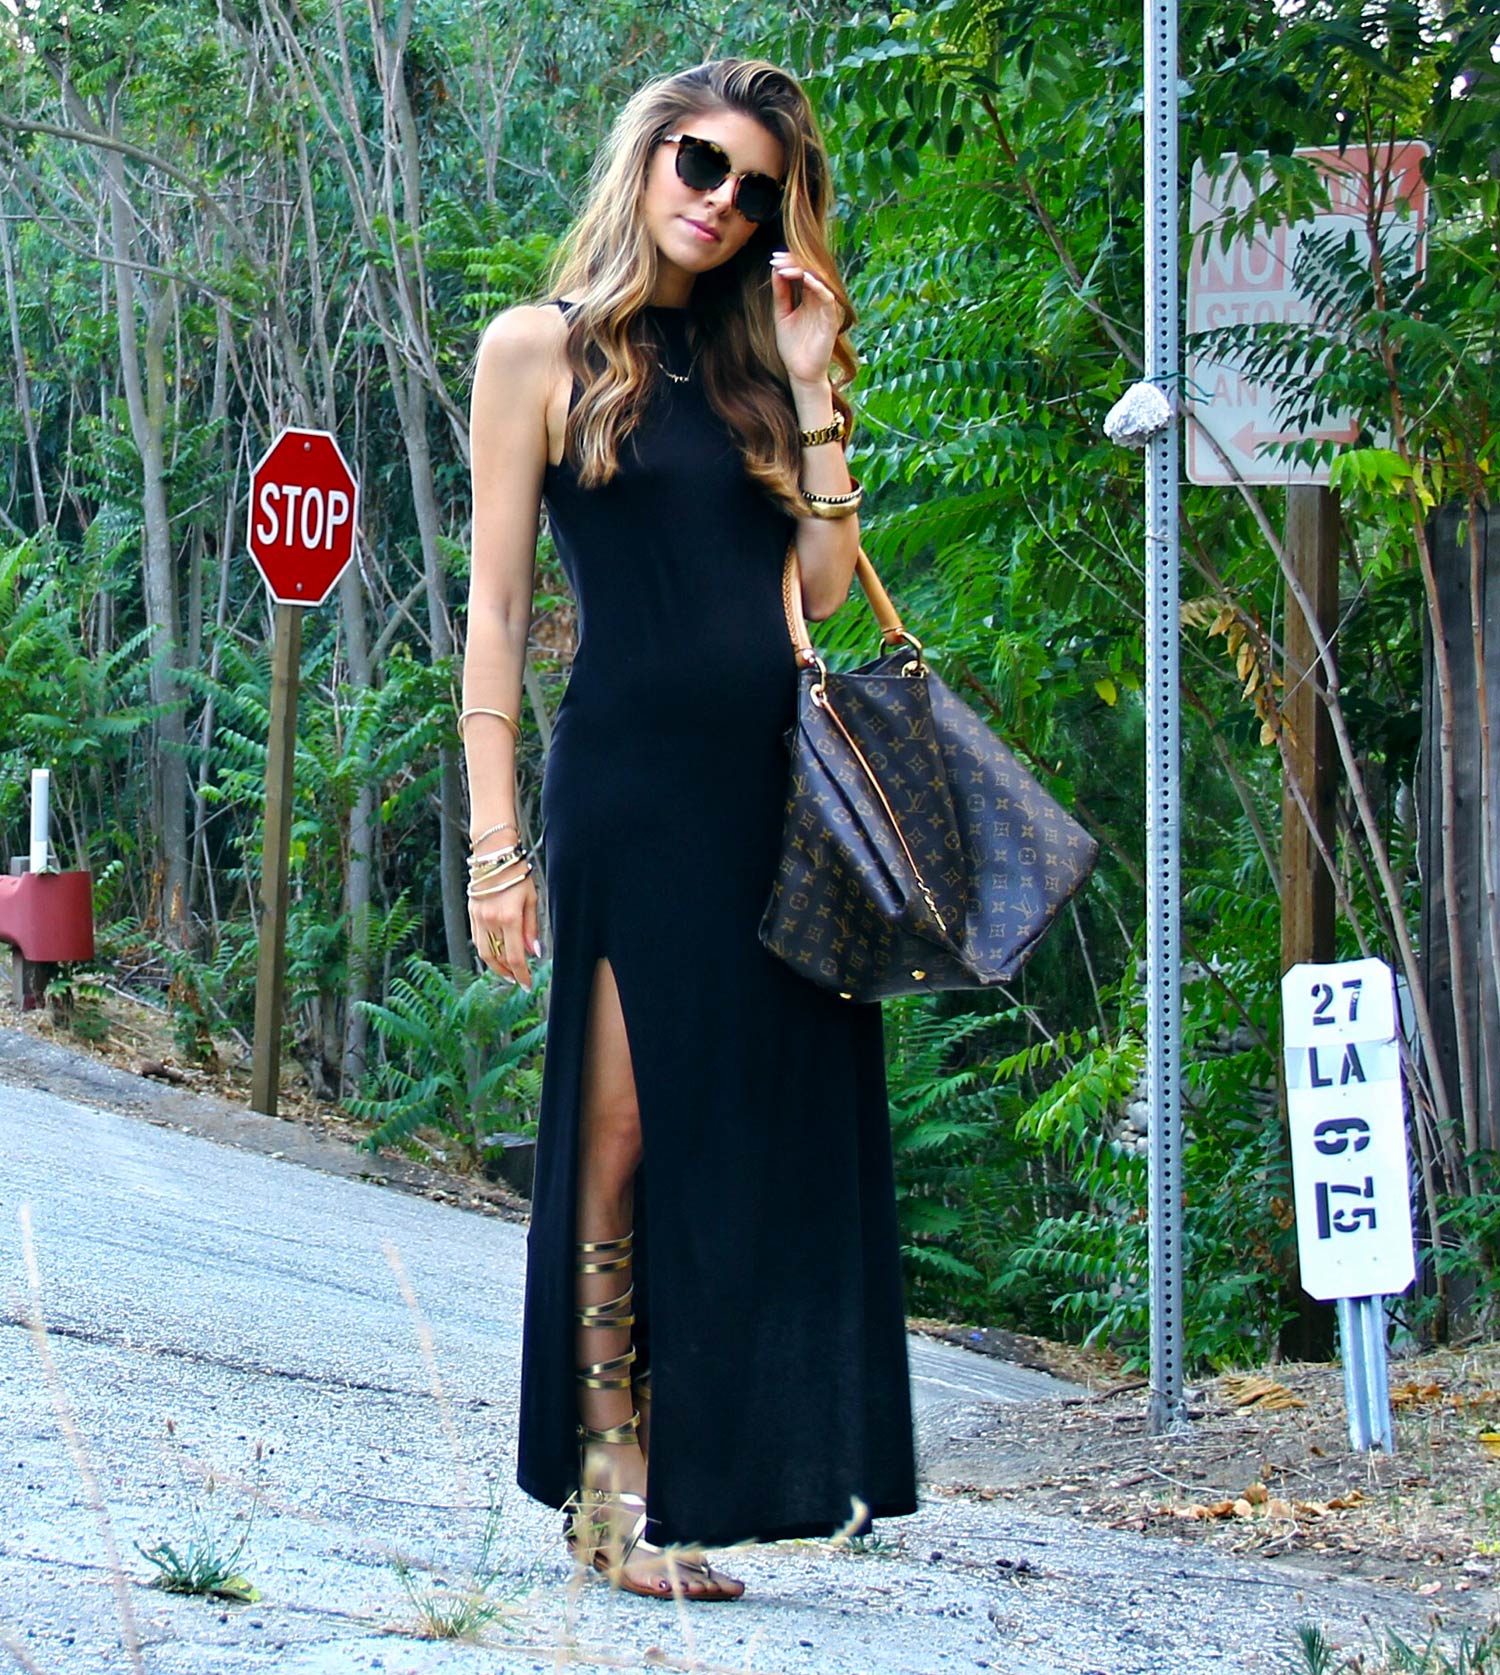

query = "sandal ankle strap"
[
  {"left": 578, "top": 1346, "right": 636, "bottom": 1391},
  {"left": 577, "top": 1411, "right": 640, "bottom": 1446}
]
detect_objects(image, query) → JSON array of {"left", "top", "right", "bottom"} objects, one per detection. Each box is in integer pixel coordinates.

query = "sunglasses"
[{"left": 663, "top": 132, "right": 784, "bottom": 225}]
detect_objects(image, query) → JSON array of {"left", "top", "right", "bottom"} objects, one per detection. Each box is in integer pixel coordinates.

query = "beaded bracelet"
[{"left": 470, "top": 820, "right": 518, "bottom": 849}]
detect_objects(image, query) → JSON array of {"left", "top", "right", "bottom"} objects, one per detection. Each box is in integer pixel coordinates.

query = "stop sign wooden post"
[{"left": 248, "top": 428, "right": 359, "bottom": 1115}]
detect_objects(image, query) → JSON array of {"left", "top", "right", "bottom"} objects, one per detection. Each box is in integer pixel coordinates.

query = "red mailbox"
[{"left": 0, "top": 871, "right": 95, "bottom": 1007}]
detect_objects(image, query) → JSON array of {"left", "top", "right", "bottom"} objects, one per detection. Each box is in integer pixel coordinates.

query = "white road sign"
[
  {"left": 1281, "top": 959, "right": 1415, "bottom": 1302},
  {"left": 1187, "top": 143, "right": 1429, "bottom": 487}
]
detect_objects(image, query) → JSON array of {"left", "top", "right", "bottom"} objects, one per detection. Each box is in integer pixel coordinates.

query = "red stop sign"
[{"left": 249, "top": 428, "right": 360, "bottom": 606}]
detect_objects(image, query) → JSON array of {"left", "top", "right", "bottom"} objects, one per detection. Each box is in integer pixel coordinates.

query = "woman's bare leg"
[{"left": 574, "top": 958, "right": 742, "bottom": 1598}]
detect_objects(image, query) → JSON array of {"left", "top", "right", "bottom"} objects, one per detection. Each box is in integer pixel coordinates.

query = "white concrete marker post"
[
  {"left": 29, "top": 768, "right": 51, "bottom": 873},
  {"left": 1281, "top": 958, "right": 1416, "bottom": 1452}
]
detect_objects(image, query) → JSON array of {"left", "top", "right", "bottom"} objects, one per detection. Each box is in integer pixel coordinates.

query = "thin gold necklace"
[{"left": 650, "top": 317, "right": 695, "bottom": 384}]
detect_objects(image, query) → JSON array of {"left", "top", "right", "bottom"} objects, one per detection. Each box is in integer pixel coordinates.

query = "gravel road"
[{"left": 0, "top": 1060, "right": 1450, "bottom": 1674}]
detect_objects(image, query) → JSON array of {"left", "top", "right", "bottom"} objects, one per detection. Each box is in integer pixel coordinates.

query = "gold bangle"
[
  {"left": 798, "top": 415, "right": 846, "bottom": 448},
  {"left": 798, "top": 477, "right": 863, "bottom": 519},
  {"left": 467, "top": 861, "right": 534, "bottom": 899},
  {"left": 458, "top": 707, "right": 521, "bottom": 743},
  {"left": 800, "top": 475, "right": 861, "bottom": 504}
]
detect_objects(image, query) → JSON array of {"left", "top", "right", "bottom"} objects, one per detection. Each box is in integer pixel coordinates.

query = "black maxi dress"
[{"left": 516, "top": 299, "right": 917, "bottom": 1548}]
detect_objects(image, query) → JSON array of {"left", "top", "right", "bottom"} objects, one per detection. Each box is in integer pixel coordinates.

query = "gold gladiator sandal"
[
  {"left": 566, "top": 1233, "right": 642, "bottom": 1572},
  {"left": 564, "top": 1234, "right": 741, "bottom": 1600}
]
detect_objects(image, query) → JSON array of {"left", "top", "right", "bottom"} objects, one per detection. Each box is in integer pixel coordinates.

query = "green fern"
[{"left": 351, "top": 956, "right": 548, "bottom": 1166}]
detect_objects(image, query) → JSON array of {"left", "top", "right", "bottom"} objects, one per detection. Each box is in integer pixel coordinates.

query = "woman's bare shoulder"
[{"left": 475, "top": 300, "right": 570, "bottom": 373}]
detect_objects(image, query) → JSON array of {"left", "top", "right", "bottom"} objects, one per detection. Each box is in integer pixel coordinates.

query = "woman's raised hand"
[
  {"left": 470, "top": 874, "right": 542, "bottom": 990},
  {"left": 769, "top": 252, "right": 841, "bottom": 388}
]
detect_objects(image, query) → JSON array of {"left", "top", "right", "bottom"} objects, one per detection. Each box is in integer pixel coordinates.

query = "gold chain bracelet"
[{"left": 798, "top": 414, "right": 846, "bottom": 448}]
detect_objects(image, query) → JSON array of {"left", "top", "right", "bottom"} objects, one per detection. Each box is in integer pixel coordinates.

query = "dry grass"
[{"left": 15, "top": 1203, "right": 146, "bottom": 1674}]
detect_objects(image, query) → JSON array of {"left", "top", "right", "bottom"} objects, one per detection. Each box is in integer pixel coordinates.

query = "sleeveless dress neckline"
[{"left": 546, "top": 300, "right": 695, "bottom": 466}]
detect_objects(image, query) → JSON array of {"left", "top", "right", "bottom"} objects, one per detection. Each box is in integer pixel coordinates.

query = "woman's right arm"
[{"left": 463, "top": 304, "right": 564, "bottom": 990}]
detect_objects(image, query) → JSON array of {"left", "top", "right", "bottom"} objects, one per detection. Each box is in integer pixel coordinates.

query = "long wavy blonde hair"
[{"left": 543, "top": 58, "right": 855, "bottom": 515}]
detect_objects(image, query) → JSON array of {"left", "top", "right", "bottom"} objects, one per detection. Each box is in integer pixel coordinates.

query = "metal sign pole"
[
  {"left": 250, "top": 602, "right": 302, "bottom": 1117},
  {"left": 245, "top": 428, "right": 358, "bottom": 1118},
  {"left": 1337, "top": 1296, "right": 1394, "bottom": 1452},
  {"left": 1145, "top": 0, "right": 1185, "bottom": 1434}
]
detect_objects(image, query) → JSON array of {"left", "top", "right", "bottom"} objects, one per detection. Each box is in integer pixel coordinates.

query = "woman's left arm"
[{"left": 771, "top": 254, "right": 860, "bottom": 621}]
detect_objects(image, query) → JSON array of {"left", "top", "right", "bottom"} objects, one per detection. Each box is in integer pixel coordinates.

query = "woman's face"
[{"left": 640, "top": 108, "right": 785, "bottom": 296}]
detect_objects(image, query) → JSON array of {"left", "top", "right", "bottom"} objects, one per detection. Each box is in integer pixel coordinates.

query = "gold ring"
[{"left": 488, "top": 932, "right": 504, "bottom": 959}]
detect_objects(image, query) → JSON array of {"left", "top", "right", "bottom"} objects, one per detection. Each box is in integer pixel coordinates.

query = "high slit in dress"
[{"left": 516, "top": 299, "right": 917, "bottom": 1548}]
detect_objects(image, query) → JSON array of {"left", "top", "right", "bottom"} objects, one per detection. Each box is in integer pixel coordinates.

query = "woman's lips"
[{"left": 683, "top": 217, "right": 722, "bottom": 243}]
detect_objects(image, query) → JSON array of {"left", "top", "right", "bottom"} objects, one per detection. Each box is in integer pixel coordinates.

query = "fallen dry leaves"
[
  {"left": 927, "top": 1344, "right": 1500, "bottom": 1607},
  {"left": 1219, "top": 1374, "right": 1306, "bottom": 1411},
  {"left": 1165, "top": 1482, "right": 1364, "bottom": 1521}
]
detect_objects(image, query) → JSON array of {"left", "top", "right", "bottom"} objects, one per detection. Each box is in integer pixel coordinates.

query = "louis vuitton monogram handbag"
[{"left": 758, "top": 544, "right": 1099, "bottom": 1002}]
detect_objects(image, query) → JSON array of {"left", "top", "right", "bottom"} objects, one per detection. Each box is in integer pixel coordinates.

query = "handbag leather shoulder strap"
[{"left": 780, "top": 541, "right": 908, "bottom": 664}]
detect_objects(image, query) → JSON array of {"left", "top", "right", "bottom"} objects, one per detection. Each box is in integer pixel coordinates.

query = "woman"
[{"left": 461, "top": 57, "right": 916, "bottom": 1601}]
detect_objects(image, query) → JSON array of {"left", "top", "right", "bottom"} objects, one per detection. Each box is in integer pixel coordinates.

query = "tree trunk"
[
  {"left": 103, "top": 141, "right": 190, "bottom": 946},
  {"left": 403, "top": 367, "right": 469, "bottom": 971},
  {"left": 0, "top": 200, "right": 48, "bottom": 527},
  {"left": 1422, "top": 506, "right": 1500, "bottom": 1140},
  {"left": 339, "top": 538, "right": 377, "bottom": 1092}
]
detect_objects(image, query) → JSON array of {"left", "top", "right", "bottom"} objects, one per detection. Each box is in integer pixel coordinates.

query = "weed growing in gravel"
[
  {"left": 135, "top": 1419, "right": 262, "bottom": 1602},
  {"left": 1292, "top": 1626, "right": 1337, "bottom": 1675},
  {"left": 1290, "top": 1620, "right": 1500, "bottom": 1674},
  {"left": 388, "top": 1486, "right": 532, "bottom": 1641},
  {"left": 392, "top": 1561, "right": 506, "bottom": 1641},
  {"left": 380, "top": 1247, "right": 543, "bottom": 1640}
]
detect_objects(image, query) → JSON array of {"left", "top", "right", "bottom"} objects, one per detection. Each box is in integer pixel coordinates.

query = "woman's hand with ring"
[{"left": 470, "top": 872, "right": 541, "bottom": 989}]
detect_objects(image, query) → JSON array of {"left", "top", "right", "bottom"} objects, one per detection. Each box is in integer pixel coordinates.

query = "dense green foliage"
[
  {"left": 813, "top": 0, "right": 1499, "bottom": 1362},
  {"left": 348, "top": 955, "right": 548, "bottom": 1161},
  {"left": 2, "top": 0, "right": 1497, "bottom": 1369}
]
